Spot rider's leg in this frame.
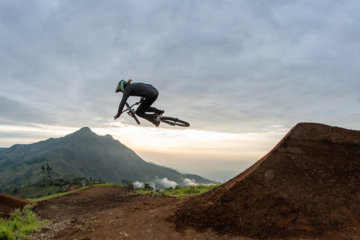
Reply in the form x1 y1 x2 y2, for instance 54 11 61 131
135 94 159 124
145 107 164 115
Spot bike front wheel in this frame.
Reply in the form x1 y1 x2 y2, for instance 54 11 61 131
160 116 190 127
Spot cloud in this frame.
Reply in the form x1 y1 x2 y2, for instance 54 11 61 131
1 0 359 134
183 178 198 187
155 178 177 188
131 178 178 189
132 181 144 188
0 95 55 125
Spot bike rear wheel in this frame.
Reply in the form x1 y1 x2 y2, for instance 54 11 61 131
160 116 190 127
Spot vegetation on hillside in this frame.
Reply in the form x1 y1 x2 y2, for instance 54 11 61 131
28 182 220 202
135 184 220 197
7 177 108 199
30 182 124 202
0 205 50 240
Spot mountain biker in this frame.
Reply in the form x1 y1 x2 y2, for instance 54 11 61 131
114 79 164 126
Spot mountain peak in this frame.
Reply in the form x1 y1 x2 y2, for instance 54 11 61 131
79 126 91 132
75 126 94 134
68 126 97 138
104 134 114 140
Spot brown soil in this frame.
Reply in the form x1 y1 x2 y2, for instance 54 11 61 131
65 185 80 192
171 123 360 239
0 193 31 218
33 186 249 240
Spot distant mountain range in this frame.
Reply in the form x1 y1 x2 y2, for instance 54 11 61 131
0 127 216 192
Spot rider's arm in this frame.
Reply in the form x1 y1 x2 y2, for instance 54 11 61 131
116 90 131 117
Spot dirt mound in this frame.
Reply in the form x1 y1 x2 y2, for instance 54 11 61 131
0 194 31 218
34 186 210 240
65 185 80 192
171 123 360 239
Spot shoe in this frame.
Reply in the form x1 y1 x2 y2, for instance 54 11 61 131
153 119 160 127
156 109 165 115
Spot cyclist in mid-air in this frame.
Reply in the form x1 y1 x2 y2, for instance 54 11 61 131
114 79 164 126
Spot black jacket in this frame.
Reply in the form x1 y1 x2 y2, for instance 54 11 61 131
117 82 158 116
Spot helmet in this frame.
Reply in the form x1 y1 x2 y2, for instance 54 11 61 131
115 79 126 93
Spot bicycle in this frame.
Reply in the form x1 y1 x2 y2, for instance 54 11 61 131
121 101 190 127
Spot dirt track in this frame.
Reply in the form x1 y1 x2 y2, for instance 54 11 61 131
33 186 248 240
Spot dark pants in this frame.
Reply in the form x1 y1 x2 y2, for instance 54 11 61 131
135 93 161 124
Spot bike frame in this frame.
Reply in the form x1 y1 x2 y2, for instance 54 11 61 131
121 101 141 114
121 101 190 127
121 101 142 125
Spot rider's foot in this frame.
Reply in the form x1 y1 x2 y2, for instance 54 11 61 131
153 119 160 127
156 109 165 115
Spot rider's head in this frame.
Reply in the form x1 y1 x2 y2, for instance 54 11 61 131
115 80 126 93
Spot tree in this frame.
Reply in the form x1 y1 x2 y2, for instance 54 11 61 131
144 183 153 190
121 179 134 191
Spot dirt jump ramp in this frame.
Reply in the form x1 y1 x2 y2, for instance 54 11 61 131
0 194 31 218
171 123 360 239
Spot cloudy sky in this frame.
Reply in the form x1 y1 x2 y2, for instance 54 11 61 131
1 0 359 182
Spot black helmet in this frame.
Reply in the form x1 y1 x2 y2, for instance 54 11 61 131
115 79 126 93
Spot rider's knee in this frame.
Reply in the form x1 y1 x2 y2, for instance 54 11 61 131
135 109 145 117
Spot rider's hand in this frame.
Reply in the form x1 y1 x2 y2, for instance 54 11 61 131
140 97 144 102
114 114 120 120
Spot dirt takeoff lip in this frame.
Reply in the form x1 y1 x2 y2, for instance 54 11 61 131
172 123 360 240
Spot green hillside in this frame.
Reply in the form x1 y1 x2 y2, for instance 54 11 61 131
15 186 60 199
0 127 216 193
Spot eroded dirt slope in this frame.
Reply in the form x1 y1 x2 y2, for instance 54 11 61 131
171 123 360 239
0 194 31 218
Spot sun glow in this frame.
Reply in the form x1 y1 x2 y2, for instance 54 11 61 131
0 123 287 160
0 124 77 135
92 122 287 161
